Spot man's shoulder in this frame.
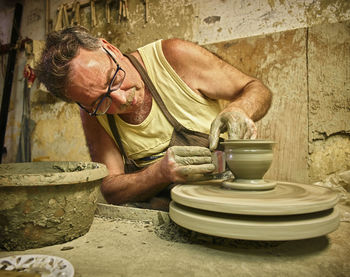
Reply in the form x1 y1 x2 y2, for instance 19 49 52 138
161 38 198 57
161 38 206 71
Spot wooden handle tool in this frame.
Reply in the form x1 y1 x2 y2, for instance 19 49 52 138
54 4 63 31
91 0 97 27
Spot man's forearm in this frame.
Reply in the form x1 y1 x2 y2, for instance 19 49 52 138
100 160 170 204
226 79 272 121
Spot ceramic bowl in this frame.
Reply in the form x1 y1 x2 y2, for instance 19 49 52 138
221 140 275 182
0 161 108 251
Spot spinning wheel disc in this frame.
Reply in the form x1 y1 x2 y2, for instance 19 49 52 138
171 181 339 216
169 201 340 241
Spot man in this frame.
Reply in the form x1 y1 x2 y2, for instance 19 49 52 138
36 27 271 210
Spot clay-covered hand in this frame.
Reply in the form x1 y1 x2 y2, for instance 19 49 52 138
159 146 215 183
209 109 257 150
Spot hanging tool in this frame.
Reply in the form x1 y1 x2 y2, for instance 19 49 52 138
118 0 122 22
91 0 97 27
71 1 81 26
124 0 129 20
118 0 129 22
45 0 52 34
144 0 149 23
63 4 70 28
106 0 111 24
54 4 64 31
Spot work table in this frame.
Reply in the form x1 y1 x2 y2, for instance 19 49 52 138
1 203 349 277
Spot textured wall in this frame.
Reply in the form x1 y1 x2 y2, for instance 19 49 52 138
205 29 309 183
1 0 349 184
205 20 350 184
308 21 350 182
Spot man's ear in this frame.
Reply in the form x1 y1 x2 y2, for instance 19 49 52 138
100 38 123 57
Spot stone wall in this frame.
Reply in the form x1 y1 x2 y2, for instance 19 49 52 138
1 0 349 183
205 21 350 184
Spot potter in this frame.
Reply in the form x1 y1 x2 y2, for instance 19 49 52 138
36 26 272 210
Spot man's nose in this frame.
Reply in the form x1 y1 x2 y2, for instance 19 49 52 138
110 89 127 105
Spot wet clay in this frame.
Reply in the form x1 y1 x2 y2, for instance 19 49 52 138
0 162 108 251
221 140 275 188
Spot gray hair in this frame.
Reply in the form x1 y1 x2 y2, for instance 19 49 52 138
35 26 102 102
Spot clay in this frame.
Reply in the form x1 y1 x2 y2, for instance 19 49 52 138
221 140 275 189
0 162 108 251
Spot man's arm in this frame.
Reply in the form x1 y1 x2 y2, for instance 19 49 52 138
80 110 214 204
162 39 272 148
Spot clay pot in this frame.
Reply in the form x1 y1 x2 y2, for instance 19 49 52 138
0 161 108 251
221 140 275 182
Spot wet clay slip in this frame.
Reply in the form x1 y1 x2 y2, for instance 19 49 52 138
0 161 108 251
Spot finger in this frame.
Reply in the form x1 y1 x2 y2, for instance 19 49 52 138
174 156 212 165
209 130 220 151
209 119 222 150
171 146 211 156
227 121 241 140
243 120 257 139
184 173 214 182
177 164 216 176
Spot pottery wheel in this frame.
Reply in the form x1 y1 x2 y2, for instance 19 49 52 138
171 181 339 216
169 202 340 241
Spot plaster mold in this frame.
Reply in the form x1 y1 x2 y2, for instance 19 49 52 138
170 201 340 241
171 182 339 216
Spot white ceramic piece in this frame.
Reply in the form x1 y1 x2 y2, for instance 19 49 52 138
0 254 74 277
171 181 339 216
169 201 340 241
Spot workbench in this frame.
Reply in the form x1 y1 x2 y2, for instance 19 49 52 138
1 203 349 277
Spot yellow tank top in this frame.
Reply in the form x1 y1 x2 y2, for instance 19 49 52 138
97 40 223 164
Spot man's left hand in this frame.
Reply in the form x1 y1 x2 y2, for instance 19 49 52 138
209 109 257 150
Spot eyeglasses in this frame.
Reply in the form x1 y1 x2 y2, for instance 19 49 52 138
77 47 126 116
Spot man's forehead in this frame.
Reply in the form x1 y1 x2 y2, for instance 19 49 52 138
71 48 105 69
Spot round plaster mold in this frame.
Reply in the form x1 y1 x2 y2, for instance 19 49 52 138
171 181 339 216
169 201 340 241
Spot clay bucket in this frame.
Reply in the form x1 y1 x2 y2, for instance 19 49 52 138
0 161 108 251
221 140 275 183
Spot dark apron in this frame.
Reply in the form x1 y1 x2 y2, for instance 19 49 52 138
106 53 222 210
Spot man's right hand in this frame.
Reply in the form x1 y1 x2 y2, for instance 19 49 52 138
159 146 215 183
